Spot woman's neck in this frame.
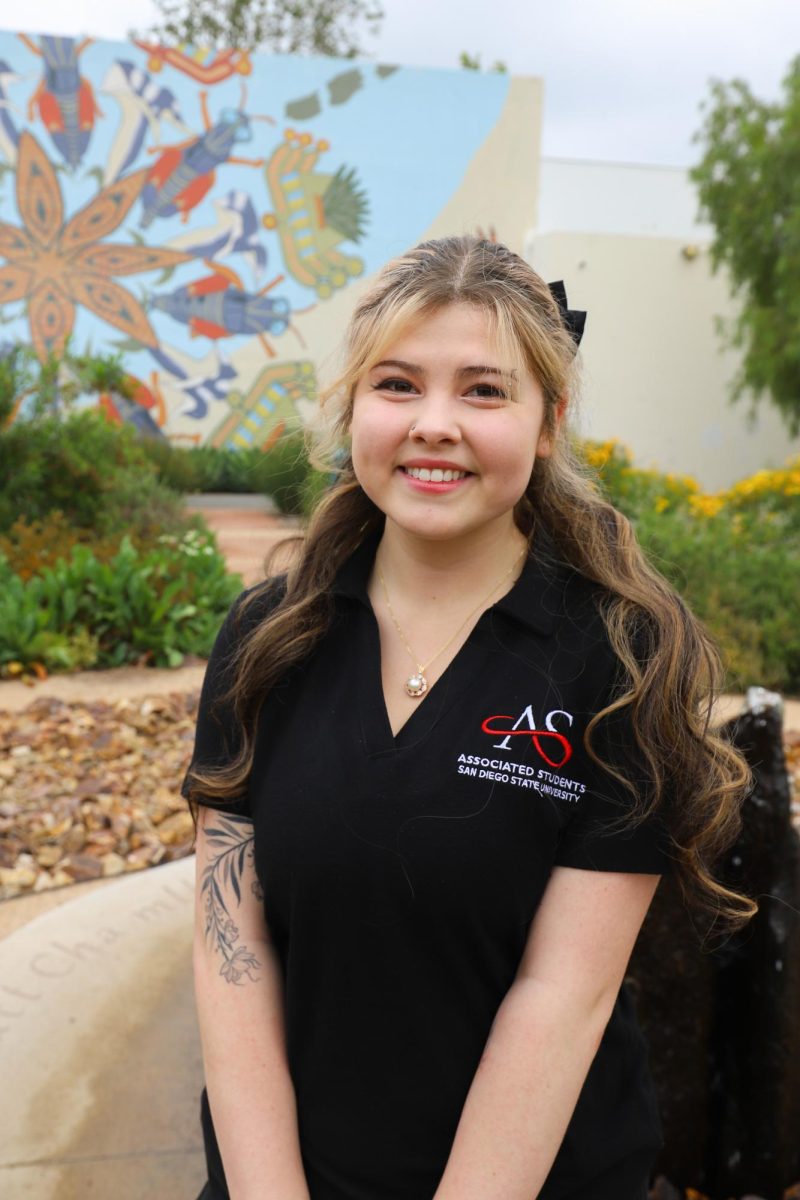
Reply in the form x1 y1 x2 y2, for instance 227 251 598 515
370 517 530 611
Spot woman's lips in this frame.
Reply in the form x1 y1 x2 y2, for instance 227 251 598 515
397 466 473 493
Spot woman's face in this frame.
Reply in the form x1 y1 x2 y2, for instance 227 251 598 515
350 303 558 545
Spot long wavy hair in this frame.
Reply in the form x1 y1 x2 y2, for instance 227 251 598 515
185 235 757 939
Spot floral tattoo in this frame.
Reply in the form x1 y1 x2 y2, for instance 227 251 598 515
201 813 263 985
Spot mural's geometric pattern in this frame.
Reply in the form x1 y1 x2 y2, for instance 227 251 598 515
0 130 189 360
0 31 513 446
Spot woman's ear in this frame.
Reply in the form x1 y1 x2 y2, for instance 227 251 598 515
535 393 568 459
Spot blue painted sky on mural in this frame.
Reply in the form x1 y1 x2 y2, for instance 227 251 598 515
0 30 508 386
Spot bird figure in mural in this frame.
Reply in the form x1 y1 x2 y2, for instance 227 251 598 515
164 189 268 281
20 33 102 170
148 342 239 421
0 59 22 166
100 59 190 185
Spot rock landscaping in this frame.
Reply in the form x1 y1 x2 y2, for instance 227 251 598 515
0 691 200 899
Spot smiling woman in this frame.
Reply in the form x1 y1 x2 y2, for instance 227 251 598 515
350 304 553 552
181 235 757 1200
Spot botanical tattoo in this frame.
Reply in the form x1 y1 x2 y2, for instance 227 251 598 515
201 813 264 985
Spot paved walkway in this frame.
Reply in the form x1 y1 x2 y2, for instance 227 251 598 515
0 859 205 1198
0 496 797 1197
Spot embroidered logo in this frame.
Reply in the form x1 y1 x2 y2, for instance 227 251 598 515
481 706 574 768
454 705 585 800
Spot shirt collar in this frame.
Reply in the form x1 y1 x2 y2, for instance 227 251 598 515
331 524 568 638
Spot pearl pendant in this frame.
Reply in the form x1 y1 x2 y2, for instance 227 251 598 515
405 673 428 698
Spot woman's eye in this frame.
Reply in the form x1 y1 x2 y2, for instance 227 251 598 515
372 377 416 394
466 383 507 400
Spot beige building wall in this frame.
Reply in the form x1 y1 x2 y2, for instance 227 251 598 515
526 162 800 491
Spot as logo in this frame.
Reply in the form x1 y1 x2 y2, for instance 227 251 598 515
481 706 574 768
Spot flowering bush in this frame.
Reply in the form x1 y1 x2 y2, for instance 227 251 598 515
578 441 800 693
0 529 241 677
581 439 800 526
580 439 700 517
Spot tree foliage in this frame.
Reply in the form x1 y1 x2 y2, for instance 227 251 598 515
143 0 384 56
691 55 800 435
458 51 507 73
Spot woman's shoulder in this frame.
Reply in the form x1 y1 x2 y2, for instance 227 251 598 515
553 561 616 648
552 563 663 705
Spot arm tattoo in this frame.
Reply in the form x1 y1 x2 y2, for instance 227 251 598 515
200 813 264 986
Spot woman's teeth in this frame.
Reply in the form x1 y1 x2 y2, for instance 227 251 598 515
404 466 468 482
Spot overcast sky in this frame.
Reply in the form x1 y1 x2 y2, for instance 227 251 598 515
6 0 798 165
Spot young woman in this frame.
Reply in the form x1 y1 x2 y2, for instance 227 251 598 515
183 236 756 1200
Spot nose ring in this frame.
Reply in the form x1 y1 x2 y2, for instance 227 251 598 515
409 424 417 435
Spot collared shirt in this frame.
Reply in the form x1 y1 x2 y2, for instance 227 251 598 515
185 526 674 1199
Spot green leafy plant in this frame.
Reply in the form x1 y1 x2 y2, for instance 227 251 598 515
0 511 149 582
0 530 242 676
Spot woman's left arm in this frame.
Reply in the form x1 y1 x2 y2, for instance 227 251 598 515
432 866 663 1200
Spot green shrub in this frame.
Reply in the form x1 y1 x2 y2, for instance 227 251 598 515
141 431 332 516
576 440 800 694
0 511 145 581
141 441 263 494
0 529 242 675
631 507 800 694
0 407 190 539
134 435 209 493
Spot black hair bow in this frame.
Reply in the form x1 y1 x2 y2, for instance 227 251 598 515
547 280 586 349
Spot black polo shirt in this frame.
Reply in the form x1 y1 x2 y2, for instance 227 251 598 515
184 527 675 1200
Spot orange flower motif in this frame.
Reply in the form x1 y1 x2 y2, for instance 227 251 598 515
0 131 190 361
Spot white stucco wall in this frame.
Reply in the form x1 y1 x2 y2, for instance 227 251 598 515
537 157 712 240
527 160 799 490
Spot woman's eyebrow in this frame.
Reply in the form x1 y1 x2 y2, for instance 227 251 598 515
371 358 422 373
370 359 515 378
457 364 517 380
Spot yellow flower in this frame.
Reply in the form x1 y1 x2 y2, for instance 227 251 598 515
722 460 800 505
582 438 623 469
688 494 725 519
654 497 669 513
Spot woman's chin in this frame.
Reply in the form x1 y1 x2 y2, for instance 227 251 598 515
382 509 499 545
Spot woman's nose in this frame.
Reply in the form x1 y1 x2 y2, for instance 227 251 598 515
408 395 462 443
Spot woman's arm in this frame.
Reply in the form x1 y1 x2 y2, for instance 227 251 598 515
432 866 662 1200
193 805 310 1200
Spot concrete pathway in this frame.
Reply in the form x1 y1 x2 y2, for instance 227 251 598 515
184 494 302 591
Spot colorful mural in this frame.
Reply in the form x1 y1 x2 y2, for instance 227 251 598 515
0 30 538 448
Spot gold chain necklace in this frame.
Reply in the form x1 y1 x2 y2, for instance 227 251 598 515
376 544 527 698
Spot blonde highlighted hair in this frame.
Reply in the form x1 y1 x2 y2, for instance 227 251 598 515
185 235 757 940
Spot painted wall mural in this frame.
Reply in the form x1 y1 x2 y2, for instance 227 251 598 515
0 31 540 449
